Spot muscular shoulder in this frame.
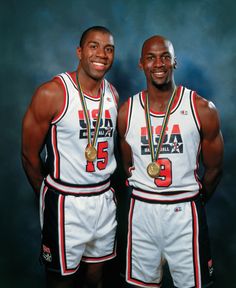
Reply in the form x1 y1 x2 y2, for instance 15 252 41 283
35 78 64 106
30 77 65 121
195 94 221 139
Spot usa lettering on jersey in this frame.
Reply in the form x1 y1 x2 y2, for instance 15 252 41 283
141 124 183 155
78 109 114 139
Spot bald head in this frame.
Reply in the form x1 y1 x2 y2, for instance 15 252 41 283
141 35 175 59
139 35 177 88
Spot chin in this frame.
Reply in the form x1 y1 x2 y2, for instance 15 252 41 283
152 79 170 89
90 71 106 81
153 81 166 88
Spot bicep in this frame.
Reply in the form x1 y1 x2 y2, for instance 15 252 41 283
201 131 224 169
22 83 60 157
200 101 224 169
22 106 51 156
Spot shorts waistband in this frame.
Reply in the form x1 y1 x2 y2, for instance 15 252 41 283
45 175 111 196
131 187 199 204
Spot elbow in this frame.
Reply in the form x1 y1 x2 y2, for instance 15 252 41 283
213 165 223 181
21 147 35 171
216 160 224 180
21 149 30 171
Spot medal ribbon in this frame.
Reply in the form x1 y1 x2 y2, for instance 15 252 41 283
145 87 176 162
76 71 105 148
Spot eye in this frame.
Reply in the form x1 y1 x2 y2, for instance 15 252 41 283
161 55 171 62
146 55 155 61
89 43 98 49
105 46 114 53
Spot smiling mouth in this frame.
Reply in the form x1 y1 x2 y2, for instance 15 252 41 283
91 62 108 71
152 71 166 77
93 62 106 66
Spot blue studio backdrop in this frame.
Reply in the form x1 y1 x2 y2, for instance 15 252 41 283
1 0 235 287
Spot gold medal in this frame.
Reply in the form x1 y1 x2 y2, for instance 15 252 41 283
85 145 97 161
145 88 176 179
147 162 160 178
76 71 104 165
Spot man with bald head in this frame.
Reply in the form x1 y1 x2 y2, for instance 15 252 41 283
118 35 223 287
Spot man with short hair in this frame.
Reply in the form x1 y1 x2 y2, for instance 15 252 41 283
22 26 119 288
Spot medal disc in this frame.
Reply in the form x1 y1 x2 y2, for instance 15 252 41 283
147 162 160 178
85 145 97 161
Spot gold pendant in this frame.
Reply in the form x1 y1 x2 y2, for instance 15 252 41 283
85 145 97 161
147 162 160 178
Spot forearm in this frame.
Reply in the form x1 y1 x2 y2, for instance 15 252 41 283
201 166 223 203
123 162 133 178
22 154 46 195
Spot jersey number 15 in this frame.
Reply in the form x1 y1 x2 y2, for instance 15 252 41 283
86 141 108 172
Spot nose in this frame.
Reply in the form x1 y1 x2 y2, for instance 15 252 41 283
155 56 165 67
96 47 106 58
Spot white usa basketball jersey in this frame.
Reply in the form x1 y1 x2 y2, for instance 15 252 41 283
45 72 118 186
125 86 201 202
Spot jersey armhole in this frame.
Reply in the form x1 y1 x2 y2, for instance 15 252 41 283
108 82 119 107
51 75 69 124
190 91 201 133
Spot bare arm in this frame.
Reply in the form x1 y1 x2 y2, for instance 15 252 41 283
117 100 133 177
21 78 64 195
196 95 224 202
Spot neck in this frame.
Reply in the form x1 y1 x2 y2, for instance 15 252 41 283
147 82 176 113
76 68 103 97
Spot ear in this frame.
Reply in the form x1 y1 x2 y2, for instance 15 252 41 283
76 47 82 60
173 57 177 69
138 59 143 70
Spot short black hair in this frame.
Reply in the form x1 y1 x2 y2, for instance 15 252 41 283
79 26 113 47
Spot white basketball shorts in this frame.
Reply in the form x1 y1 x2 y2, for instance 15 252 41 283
40 179 117 275
126 194 214 288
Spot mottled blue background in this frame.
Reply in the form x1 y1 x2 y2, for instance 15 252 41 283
1 0 235 287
